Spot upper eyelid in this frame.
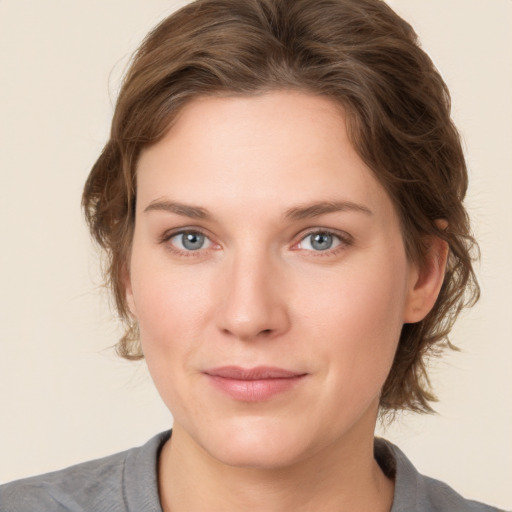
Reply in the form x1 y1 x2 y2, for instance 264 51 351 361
291 228 354 256
160 226 212 242
160 228 216 257
296 227 353 243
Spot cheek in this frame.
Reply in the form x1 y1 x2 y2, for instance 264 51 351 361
129 250 214 357
129 257 214 416
298 251 408 386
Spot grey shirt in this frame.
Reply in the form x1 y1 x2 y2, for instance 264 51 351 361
0 431 504 511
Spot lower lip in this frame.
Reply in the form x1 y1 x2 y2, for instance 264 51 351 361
206 375 306 402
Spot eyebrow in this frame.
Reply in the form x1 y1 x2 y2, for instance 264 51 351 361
144 200 210 219
284 200 373 220
143 199 373 221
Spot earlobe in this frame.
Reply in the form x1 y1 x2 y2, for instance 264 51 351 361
403 234 449 324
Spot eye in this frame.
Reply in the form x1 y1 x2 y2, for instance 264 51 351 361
168 231 212 251
296 231 346 252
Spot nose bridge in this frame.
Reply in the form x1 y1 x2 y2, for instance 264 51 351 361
216 242 289 340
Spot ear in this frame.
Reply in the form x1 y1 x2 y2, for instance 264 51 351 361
122 263 137 318
403 231 449 324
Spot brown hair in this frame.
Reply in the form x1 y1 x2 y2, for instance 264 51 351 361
83 0 479 414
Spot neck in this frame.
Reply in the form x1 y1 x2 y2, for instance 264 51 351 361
158 421 394 512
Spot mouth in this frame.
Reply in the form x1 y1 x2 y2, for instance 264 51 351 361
203 366 308 402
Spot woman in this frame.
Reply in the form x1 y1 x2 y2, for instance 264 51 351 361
0 0 505 510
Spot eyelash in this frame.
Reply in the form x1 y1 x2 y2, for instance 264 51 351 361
159 228 214 258
159 227 353 258
293 229 353 257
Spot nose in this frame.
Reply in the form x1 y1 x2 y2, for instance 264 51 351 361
215 250 290 341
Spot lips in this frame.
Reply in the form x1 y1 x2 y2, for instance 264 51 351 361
205 366 304 380
204 366 307 402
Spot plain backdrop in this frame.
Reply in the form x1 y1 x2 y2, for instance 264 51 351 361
0 0 510 508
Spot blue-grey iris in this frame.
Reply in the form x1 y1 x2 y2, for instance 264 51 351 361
182 232 205 250
311 233 333 251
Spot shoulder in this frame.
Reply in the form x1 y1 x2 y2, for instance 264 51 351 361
375 438 505 512
0 451 127 512
0 431 170 512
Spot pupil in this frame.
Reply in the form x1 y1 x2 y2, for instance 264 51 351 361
182 232 204 250
311 233 332 251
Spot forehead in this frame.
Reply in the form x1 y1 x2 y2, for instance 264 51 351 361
136 91 395 222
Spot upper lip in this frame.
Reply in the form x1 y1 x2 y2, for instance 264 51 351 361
204 366 306 380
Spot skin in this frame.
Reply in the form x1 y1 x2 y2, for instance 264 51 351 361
126 91 447 511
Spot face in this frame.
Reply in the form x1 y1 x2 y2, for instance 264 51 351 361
127 91 420 469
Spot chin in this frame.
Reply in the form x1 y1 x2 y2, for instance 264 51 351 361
195 415 318 470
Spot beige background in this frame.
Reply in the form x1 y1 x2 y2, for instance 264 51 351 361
0 0 510 508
